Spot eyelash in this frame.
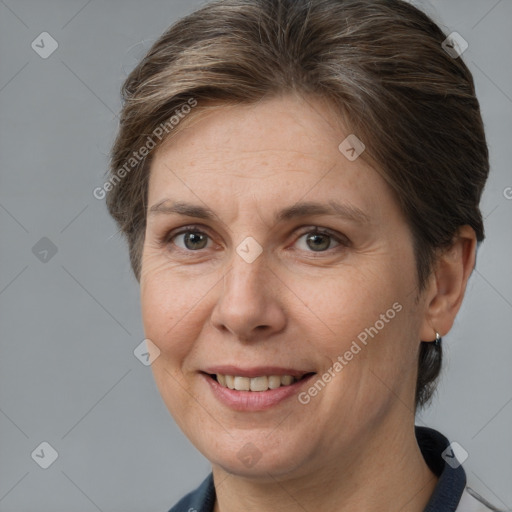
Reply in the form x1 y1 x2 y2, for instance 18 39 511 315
159 224 350 257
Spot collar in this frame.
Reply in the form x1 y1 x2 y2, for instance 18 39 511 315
416 426 467 511
169 426 467 512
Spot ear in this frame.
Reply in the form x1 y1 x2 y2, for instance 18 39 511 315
419 225 477 341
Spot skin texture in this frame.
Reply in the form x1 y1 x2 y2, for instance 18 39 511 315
140 92 476 512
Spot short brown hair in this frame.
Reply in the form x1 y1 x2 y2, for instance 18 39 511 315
105 0 489 408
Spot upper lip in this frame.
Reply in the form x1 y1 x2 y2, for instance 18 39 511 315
202 366 315 379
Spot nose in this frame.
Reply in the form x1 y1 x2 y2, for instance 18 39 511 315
209 248 287 343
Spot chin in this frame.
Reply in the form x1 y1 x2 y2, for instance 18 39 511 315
198 429 313 480
213 455 306 482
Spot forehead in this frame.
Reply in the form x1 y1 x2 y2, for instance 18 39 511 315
147 94 396 224
151 94 354 173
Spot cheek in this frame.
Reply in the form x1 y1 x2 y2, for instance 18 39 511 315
140 256 216 365
140 271 204 417
298 266 406 344
140 260 182 351
302 257 420 394
308 280 419 421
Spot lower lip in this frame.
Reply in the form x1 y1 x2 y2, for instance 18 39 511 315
202 373 315 411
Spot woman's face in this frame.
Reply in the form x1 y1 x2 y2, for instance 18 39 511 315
140 94 431 480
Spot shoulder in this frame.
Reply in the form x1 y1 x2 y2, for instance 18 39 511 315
167 473 216 512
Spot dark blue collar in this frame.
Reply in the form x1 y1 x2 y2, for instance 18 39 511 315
417 426 467 511
168 426 466 512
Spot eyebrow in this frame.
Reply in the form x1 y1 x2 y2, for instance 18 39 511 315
148 199 371 225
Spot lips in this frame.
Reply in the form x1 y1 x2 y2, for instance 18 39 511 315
202 369 316 411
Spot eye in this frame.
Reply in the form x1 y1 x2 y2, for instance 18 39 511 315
294 227 348 254
167 227 212 252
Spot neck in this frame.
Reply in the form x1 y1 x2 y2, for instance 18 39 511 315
212 418 438 512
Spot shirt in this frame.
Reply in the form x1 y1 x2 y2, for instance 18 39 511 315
168 426 504 512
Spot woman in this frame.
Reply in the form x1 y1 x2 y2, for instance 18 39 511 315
105 0 502 510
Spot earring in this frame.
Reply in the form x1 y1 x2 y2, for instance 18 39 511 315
434 332 442 347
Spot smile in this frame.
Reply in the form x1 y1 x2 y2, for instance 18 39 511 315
201 369 316 411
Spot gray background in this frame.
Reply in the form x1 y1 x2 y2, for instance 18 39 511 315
0 0 510 511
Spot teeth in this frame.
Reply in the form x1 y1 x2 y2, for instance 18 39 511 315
268 376 282 389
234 376 250 391
225 375 235 389
281 375 294 386
215 374 298 391
250 376 268 391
